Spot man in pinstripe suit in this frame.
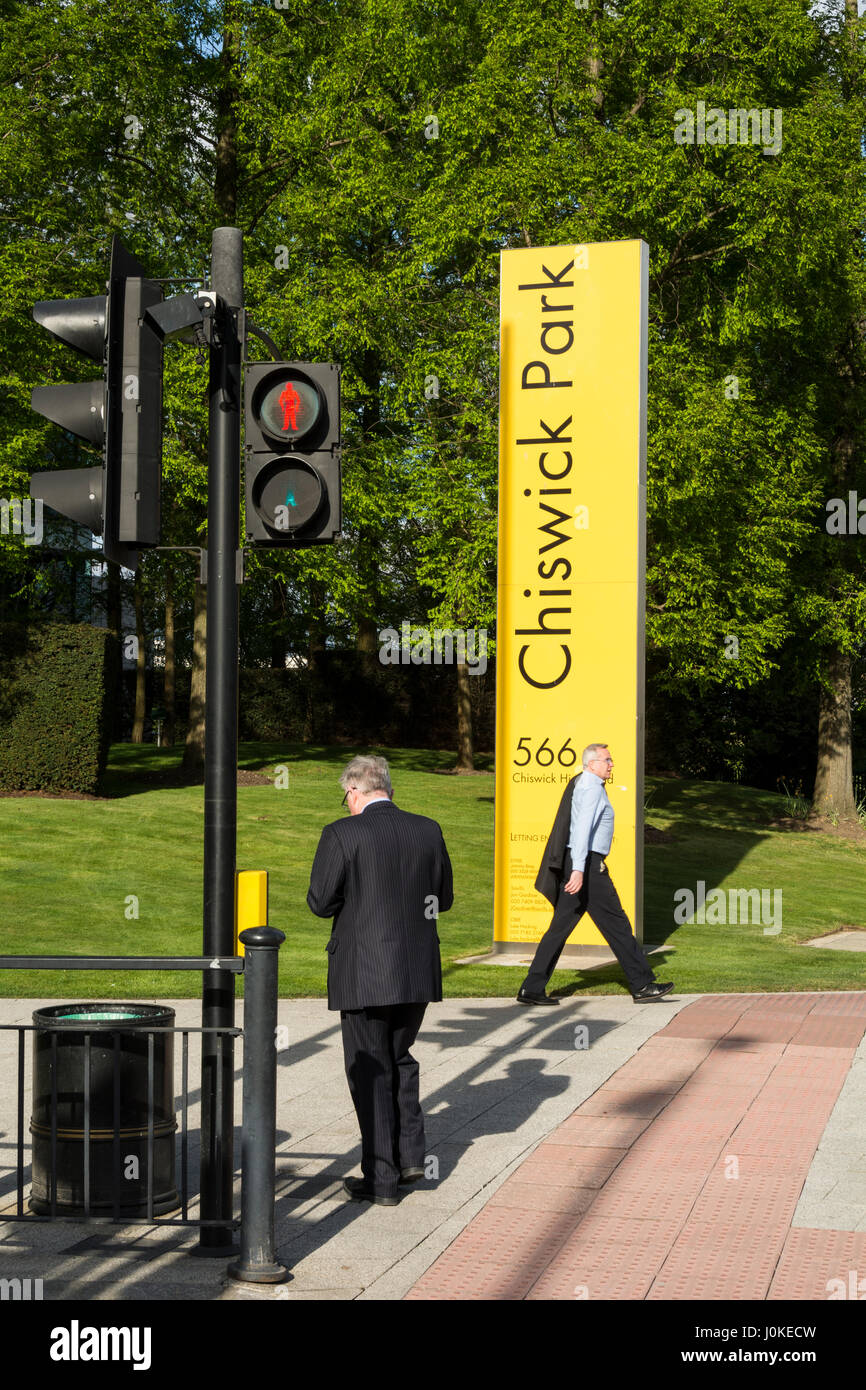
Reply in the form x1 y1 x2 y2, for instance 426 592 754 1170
307 755 454 1206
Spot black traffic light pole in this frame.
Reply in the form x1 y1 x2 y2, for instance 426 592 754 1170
28 230 340 1254
199 227 243 1252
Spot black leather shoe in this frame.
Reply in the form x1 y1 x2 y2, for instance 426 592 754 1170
632 980 674 1002
342 1177 399 1206
399 1166 425 1184
516 988 559 1006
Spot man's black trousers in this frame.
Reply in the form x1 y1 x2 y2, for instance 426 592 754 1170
522 850 654 995
340 1002 427 1196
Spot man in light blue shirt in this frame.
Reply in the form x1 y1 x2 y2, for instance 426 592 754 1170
517 743 673 1005
568 760 615 875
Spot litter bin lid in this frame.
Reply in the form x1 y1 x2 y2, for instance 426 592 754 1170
55 1010 148 1021
33 1003 175 1027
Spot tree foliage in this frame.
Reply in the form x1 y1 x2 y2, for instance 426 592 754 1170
1 0 865 784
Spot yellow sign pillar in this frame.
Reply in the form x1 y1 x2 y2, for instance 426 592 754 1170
494 240 647 952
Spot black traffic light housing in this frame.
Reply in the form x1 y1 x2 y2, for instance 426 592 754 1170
29 236 163 569
244 362 341 545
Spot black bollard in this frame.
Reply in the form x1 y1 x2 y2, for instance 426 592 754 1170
227 926 289 1285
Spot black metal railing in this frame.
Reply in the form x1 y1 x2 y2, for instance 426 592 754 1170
0 1021 240 1227
0 930 287 1284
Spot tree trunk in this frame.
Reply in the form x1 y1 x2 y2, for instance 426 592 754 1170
132 572 146 743
270 577 286 669
214 3 239 220
183 578 207 774
303 582 326 741
164 562 176 745
357 616 378 677
455 661 475 771
308 580 326 674
813 2 861 822
588 0 604 117
811 647 856 821
105 560 124 741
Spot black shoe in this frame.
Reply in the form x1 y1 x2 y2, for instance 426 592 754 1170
632 980 674 1002
342 1177 399 1206
399 1166 425 1185
516 988 560 1006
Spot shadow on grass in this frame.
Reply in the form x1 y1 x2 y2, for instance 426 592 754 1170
548 948 678 999
648 775 799 830
100 742 494 798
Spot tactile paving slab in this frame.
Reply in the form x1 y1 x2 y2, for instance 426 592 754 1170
790 1017 866 1048
546 1114 654 1147
659 1013 743 1040
516 1145 627 1188
486 1179 598 1216
574 1089 672 1119
723 1017 804 1044
406 994 866 1301
647 1221 787 1300
741 994 821 1014
526 1238 668 1301
803 994 866 1016
529 1262 658 1301
768 1228 866 1299
688 995 758 1012
687 1169 805 1228
587 1181 702 1223
637 1035 717 1054
404 1204 581 1301
604 1150 711 1188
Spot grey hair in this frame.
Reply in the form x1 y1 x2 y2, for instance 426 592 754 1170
581 743 608 768
339 754 393 796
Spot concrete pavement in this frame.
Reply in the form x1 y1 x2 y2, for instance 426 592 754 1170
0 992 864 1301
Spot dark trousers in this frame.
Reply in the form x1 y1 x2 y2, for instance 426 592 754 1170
522 850 654 995
340 1002 427 1196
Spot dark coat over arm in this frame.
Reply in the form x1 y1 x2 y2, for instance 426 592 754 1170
534 773 581 906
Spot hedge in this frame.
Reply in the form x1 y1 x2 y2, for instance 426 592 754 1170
0 622 113 794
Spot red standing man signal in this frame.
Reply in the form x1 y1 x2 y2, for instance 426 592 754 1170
279 381 301 432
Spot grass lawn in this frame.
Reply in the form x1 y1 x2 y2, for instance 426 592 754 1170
0 742 864 999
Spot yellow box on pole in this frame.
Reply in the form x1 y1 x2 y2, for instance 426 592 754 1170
235 870 268 956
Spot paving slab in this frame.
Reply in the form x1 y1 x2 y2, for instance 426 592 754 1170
806 931 866 951
406 992 866 1302
3 991 865 1302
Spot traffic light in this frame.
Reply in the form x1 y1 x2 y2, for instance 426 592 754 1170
244 362 341 545
29 236 163 569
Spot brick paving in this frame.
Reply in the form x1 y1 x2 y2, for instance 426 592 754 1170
405 993 866 1301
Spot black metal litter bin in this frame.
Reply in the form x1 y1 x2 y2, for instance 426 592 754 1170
30 1003 179 1216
